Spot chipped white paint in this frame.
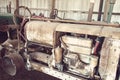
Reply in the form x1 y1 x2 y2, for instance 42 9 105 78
99 38 120 80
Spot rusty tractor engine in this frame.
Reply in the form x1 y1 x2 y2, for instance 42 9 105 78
0 6 120 80
25 21 99 77
23 21 119 80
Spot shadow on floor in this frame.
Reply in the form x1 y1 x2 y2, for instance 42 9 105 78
0 59 60 80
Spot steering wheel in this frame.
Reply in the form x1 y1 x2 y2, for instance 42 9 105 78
13 6 32 51
13 6 32 26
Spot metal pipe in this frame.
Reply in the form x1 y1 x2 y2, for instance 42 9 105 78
103 0 116 22
30 18 120 27
93 38 101 55
107 0 116 23
95 0 104 56
97 0 104 21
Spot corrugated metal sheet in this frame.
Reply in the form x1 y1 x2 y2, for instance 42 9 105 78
0 0 16 13
111 0 120 23
18 0 50 16
0 0 120 23
55 0 90 20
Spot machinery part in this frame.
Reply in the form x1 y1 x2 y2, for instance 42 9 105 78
50 9 58 19
66 44 91 55
99 38 120 80
63 52 98 77
61 36 92 55
25 21 58 46
13 6 31 51
24 20 120 79
54 46 63 64
0 13 14 25
55 23 120 39
30 52 50 64
0 25 9 32
2 39 19 48
2 53 24 76
13 6 32 26
22 42 32 71
93 37 103 55
31 61 86 80
25 21 110 47
61 36 92 48
49 9 62 19
89 55 98 77
54 46 63 71
90 55 98 69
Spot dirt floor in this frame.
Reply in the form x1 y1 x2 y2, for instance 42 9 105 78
0 59 60 80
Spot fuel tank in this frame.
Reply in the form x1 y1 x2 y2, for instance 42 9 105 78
25 21 59 46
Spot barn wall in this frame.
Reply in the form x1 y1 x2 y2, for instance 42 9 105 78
19 0 50 17
0 0 16 13
0 0 120 23
111 0 120 23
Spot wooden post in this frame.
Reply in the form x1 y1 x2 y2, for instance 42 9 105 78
103 0 110 22
51 0 56 10
87 0 95 22
16 0 19 15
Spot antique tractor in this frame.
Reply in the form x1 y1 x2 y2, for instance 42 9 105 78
0 6 120 80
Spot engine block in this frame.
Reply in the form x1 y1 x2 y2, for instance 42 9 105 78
23 21 120 80
1 20 120 80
